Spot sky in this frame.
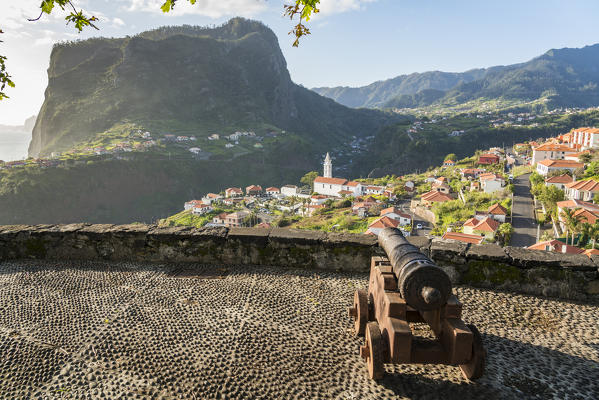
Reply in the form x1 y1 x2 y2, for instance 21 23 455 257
1 0 599 125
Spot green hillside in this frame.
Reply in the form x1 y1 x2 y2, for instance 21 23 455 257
29 18 393 158
314 44 599 112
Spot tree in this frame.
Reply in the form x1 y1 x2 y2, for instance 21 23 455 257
560 208 582 246
300 171 319 191
537 185 564 215
0 0 321 100
579 152 593 164
581 221 599 249
529 172 544 186
393 185 407 199
444 153 457 162
498 223 514 246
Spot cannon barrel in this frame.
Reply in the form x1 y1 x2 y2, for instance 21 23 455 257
378 227 452 310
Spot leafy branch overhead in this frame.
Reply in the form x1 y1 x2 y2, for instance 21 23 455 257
0 0 320 100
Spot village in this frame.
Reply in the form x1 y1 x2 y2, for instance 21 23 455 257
0 125 280 170
165 125 599 258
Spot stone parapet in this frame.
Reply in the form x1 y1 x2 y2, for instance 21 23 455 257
0 224 597 301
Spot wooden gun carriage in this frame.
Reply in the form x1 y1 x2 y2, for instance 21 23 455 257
348 228 486 380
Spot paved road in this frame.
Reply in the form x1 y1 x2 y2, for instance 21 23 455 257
1 261 598 399
511 173 537 247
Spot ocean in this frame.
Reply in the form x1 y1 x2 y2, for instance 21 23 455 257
0 131 30 161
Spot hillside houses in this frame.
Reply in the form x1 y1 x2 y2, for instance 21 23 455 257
536 159 583 176
478 173 505 193
563 179 599 201
313 177 363 197
531 143 579 165
545 174 573 190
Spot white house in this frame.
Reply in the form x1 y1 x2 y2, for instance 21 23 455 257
531 143 578 165
225 187 243 198
364 185 385 195
479 173 505 193
536 159 583 176
366 216 411 237
544 174 573 190
189 147 202 154
280 185 299 197
313 177 363 197
202 193 223 205
564 179 599 201
184 200 204 211
192 204 213 215
569 127 599 149
265 187 280 196
380 207 411 226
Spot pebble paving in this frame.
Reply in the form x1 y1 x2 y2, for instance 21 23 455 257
0 260 597 399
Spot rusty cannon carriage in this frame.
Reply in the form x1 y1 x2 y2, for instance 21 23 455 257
348 227 486 380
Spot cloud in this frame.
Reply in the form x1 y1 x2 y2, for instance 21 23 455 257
120 0 268 18
316 0 378 16
112 17 126 27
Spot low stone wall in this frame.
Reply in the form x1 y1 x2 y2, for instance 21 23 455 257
0 224 597 302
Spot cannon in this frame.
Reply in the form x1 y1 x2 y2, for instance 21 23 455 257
348 227 486 380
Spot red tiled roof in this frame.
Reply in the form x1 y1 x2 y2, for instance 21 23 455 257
246 185 263 192
380 207 411 220
442 232 484 244
527 240 584 254
205 193 221 198
226 187 242 193
472 217 500 233
421 190 453 202
346 181 361 187
545 174 573 184
265 187 280 192
537 159 583 168
556 199 599 212
314 177 348 185
338 190 354 195
533 143 576 152
583 248 599 258
368 216 401 229
564 179 599 192
573 209 599 224
488 203 508 215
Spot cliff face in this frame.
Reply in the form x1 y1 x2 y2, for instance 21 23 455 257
29 18 389 157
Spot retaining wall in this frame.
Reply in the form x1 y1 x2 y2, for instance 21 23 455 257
0 224 597 302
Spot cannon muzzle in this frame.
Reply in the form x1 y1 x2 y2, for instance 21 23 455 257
378 227 452 310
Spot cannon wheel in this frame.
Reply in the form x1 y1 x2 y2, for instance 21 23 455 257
349 289 369 336
459 324 486 380
363 322 385 380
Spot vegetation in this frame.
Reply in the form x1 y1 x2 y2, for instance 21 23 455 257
315 43 599 113
432 191 511 233
560 208 582 246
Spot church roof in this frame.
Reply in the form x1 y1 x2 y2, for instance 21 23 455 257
314 177 347 185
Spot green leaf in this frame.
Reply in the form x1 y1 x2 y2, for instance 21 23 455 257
41 0 55 14
161 0 173 12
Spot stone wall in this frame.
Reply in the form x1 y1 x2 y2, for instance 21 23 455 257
0 224 597 302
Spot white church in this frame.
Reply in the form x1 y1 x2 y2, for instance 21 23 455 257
313 153 364 197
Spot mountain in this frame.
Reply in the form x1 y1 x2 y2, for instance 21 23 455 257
0 18 397 225
313 44 599 110
29 18 391 157
0 115 36 135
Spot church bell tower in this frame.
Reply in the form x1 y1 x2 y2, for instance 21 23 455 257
324 153 332 178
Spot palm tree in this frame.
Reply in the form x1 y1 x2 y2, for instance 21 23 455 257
582 220 599 249
498 223 514 245
560 208 582 246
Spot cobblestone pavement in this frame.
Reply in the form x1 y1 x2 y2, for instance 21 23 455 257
0 261 597 399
